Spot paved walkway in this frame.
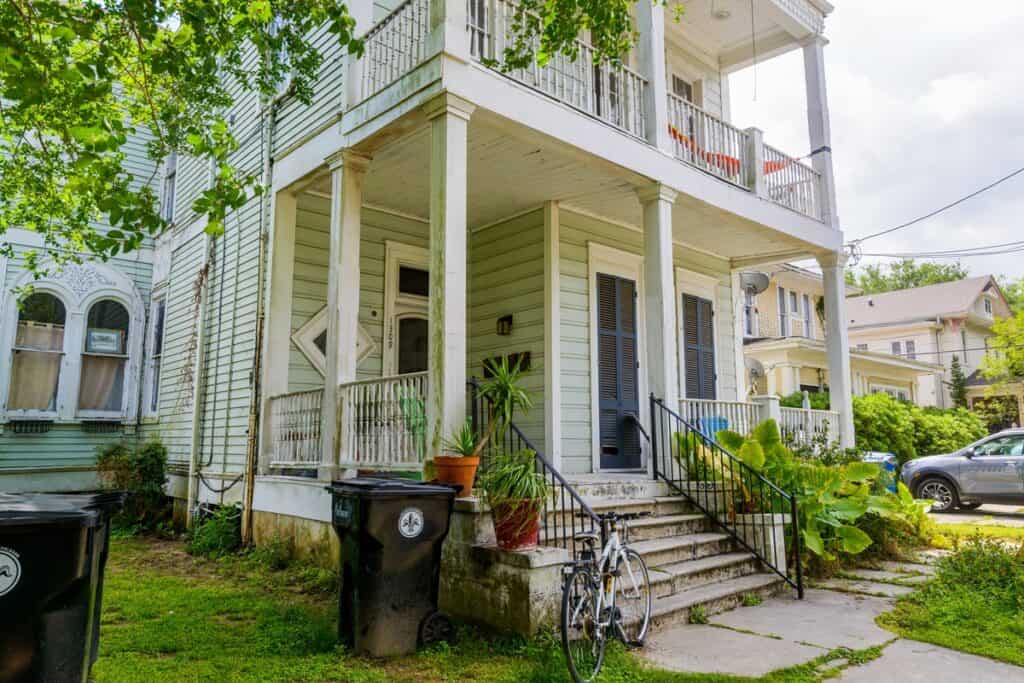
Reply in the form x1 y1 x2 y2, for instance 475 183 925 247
928 503 1024 527
639 558 1024 681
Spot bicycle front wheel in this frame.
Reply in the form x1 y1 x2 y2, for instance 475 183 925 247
561 566 605 683
614 547 652 646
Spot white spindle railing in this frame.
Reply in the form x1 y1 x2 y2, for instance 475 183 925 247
667 92 750 187
268 389 324 468
467 0 647 139
750 312 816 341
763 143 823 221
679 398 761 439
338 372 428 469
773 0 826 34
779 406 840 448
357 0 432 102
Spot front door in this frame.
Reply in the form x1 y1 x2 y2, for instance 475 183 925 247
597 273 641 470
960 434 1024 499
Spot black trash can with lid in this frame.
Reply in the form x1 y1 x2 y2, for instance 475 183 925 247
329 477 457 657
0 491 125 683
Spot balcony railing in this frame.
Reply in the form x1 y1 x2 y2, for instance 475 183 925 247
668 93 750 187
747 312 819 341
338 371 428 469
267 389 324 468
779 406 840 448
467 0 647 139
356 0 432 102
763 144 823 221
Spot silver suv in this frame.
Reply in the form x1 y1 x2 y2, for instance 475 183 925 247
901 428 1024 512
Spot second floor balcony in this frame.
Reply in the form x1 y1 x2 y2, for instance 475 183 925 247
349 0 833 224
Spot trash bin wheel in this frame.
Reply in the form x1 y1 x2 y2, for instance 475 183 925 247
419 611 455 646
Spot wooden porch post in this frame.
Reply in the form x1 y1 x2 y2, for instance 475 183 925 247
423 94 475 456
634 0 670 151
818 251 855 448
803 36 839 228
321 150 371 480
639 184 679 410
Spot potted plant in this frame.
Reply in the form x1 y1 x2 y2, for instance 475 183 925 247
479 449 550 550
434 420 482 498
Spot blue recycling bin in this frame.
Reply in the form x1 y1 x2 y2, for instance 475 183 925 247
863 452 898 493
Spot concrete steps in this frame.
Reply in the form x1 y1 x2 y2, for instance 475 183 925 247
651 573 785 629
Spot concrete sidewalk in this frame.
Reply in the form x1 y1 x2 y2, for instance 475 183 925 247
639 559 1024 681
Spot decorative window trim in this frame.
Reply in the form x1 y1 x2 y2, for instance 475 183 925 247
382 241 429 376
0 261 145 424
142 294 167 419
291 305 375 380
675 267 721 400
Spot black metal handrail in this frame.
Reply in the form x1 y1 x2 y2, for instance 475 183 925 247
649 395 803 598
468 379 599 557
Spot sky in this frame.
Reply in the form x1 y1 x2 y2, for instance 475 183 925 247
727 0 1024 280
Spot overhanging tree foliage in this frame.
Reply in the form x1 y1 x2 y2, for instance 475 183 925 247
982 311 1024 385
845 259 969 295
1 0 660 283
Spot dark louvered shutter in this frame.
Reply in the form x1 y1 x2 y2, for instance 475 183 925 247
597 274 641 470
683 294 716 400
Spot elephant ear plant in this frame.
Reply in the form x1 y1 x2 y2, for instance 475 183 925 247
479 449 550 550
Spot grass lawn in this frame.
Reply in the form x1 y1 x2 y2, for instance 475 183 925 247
878 537 1024 668
932 521 1024 541
93 537 875 682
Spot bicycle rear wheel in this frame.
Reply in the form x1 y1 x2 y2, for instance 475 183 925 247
614 547 651 646
561 566 605 683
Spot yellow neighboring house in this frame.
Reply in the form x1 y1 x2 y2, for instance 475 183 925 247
846 276 1011 408
742 264 940 402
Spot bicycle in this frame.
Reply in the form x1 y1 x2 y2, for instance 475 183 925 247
560 511 653 683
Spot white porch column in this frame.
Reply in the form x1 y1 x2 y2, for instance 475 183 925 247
638 184 679 408
259 189 297 472
544 201 562 469
635 1 670 151
423 94 475 455
731 271 748 399
818 251 855 448
321 150 371 479
803 36 839 227
779 364 798 396
344 0 377 109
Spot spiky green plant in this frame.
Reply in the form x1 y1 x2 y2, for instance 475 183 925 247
442 420 480 458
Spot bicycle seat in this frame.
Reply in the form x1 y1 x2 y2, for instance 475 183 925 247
573 530 600 543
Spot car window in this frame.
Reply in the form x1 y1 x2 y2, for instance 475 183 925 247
975 436 1024 456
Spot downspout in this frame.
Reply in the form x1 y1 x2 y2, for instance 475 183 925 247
241 90 283 545
186 237 214 528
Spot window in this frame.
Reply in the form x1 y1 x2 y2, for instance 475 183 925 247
789 291 799 314
161 153 176 223
802 294 812 339
396 316 428 374
147 298 166 414
743 290 755 337
975 436 1024 456
905 340 916 360
891 341 902 356
398 266 429 298
268 15 293 93
79 299 130 412
8 293 66 412
855 343 868 351
672 76 693 102
984 298 993 315
777 287 788 337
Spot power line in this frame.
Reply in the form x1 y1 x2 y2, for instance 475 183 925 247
861 244 1024 259
850 165 1024 244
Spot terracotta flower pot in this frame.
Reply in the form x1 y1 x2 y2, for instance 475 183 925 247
433 455 480 498
492 500 541 550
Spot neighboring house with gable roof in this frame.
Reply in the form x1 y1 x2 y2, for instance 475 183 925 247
846 276 1011 408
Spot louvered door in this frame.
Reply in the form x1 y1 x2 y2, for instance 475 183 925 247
597 273 641 470
683 294 716 400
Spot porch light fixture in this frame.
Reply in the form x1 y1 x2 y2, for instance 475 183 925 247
496 314 514 336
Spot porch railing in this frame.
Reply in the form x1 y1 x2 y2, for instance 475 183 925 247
678 397 761 440
763 143 823 220
779 406 840 448
338 371 428 469
468 379 600 557
650 395 803 597
267 389 324 468
356 0 432 102
748 311 817 341
668 93 750 187
467 0 647 139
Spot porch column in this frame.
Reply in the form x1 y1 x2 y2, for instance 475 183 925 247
423 94 475 455
818 251 855 448
803 36 839 227
260 189 297 473
638 184 679 408
321 150 371 479
779 364 799 396
635 1 670 151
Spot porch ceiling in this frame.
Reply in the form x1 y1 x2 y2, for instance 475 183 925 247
306 111 817 262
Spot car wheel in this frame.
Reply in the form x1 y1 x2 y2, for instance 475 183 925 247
916 477 958 513
958 502 983 511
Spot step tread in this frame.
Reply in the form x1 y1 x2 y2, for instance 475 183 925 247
580 495 691 511
625 513 707 528
647 551 758 582
630 532 731 556
651 573 784 616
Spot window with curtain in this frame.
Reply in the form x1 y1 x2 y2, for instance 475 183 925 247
8 292 66 411
149 299 166 414
80 299 130 412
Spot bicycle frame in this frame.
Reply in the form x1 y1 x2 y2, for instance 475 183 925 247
573 519 642 635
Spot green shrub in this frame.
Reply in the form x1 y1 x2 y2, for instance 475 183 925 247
852 393 984 464
96 438 168 532
249 535 294 571
187 504 242 558
779 390 832 410
912 407 986 458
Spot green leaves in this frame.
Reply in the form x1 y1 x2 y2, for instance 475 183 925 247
835 524 873 554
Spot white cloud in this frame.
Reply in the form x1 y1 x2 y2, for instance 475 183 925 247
728 0 1024 280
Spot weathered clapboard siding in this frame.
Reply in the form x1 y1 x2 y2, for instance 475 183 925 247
286 194 430 392
468 210 547 454
664 46 727 119
557 208 736 475
0 426 127 470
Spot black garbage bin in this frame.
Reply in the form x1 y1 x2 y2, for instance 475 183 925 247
0 492 125 683
329 477 457 657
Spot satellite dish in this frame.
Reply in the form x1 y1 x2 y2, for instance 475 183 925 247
745 356 765 380
739 271 770 295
